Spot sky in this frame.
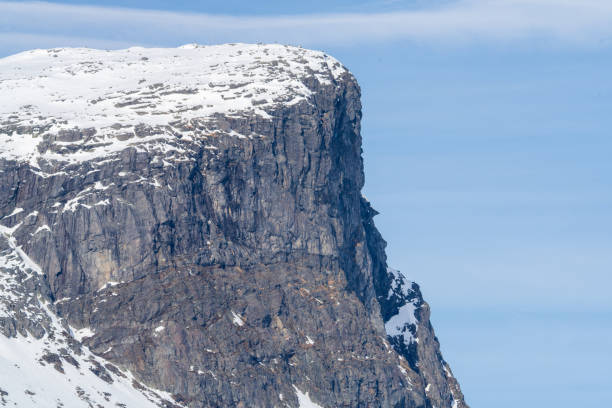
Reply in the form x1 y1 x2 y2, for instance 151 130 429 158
1 1 611 406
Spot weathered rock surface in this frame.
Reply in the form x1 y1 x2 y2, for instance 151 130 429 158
0 44 468 407
0 226 184 407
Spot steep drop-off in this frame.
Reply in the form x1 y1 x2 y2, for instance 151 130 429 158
0 44 467 408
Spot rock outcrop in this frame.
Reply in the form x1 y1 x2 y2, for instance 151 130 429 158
0 44 467 407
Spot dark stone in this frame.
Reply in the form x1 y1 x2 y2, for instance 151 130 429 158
0 51 467 408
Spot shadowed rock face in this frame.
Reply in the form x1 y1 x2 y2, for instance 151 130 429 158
0 44 467 408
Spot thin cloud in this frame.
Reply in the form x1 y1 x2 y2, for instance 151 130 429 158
0 32 139 51
1 0 612 54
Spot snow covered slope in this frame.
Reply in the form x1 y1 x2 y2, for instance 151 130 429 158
0 43 346 165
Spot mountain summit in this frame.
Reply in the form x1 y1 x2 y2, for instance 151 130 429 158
0 44 467 408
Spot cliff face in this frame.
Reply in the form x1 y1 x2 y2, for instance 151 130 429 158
0 44 467 408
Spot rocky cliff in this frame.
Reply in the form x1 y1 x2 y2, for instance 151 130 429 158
0 43 467 408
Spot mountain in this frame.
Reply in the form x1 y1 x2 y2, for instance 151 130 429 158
0 43 467 408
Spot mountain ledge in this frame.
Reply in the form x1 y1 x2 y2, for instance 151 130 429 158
0 44 468 408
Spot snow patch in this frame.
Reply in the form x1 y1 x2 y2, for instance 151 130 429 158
384 267 419 346
231 311 244 327
293 386 324 408
3 207 23 218
32 224 51 235
97 281 122 291
94 181 112 190
444 364 454 379
385 301 418 336
94 199 111 206
72 327 95 341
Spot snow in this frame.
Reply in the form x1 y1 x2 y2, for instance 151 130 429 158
0 224 42 275
94 181 113 190
13 245 43 275
94 199 111 206
384 267 420 346
3 207 24 218
293 385 325 408
62 188 94 212
443 364 454 379
444 365 461 408
0 333 159 408
0 222 22 236
72 327 95 341
385 301 418 336
0 223 185 408
0 43 348 166
97 280 121 291
32 224 51 235
154 325 165 333
0 319 184 408
231 310 245 326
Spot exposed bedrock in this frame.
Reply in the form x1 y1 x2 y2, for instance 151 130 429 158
0 44 467 408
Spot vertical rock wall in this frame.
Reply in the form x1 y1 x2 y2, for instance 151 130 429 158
0 44 467 408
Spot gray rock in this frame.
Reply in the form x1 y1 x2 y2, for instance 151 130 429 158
0 44 468 408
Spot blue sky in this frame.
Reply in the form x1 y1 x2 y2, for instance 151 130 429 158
1 1 611 406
